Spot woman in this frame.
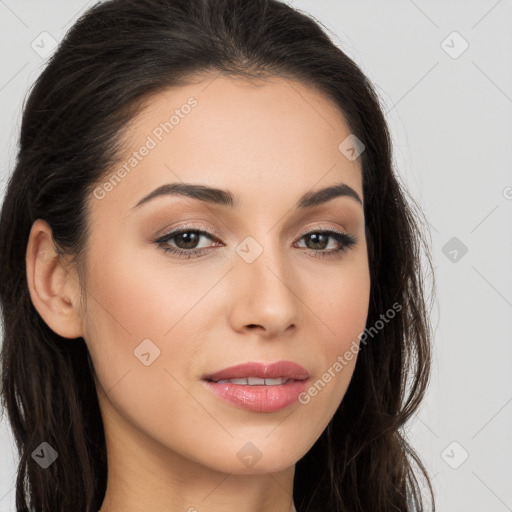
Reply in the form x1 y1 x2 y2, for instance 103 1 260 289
0 0 436 511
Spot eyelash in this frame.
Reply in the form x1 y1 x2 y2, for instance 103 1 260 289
155 224 357 260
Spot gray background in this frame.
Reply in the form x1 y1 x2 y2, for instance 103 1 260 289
1 1 511 510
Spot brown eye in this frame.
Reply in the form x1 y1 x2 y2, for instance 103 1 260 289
155 227 219 259
170 231 203 250
295 230 357 259
154 226 356 260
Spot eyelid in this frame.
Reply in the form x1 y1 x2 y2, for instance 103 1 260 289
156 223 348 240
155 221 349 243
154 221 357 262
299 223 348 237
155 222 221 240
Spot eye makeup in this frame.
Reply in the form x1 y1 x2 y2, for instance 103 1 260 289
153 223 357 260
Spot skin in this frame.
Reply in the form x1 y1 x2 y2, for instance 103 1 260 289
26 74 371 512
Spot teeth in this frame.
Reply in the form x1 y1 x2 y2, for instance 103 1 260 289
223 378 248 385
247 377 265 385
215 377 289 385
262 378 286 385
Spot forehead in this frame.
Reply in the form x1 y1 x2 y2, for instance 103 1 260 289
90 74 363 215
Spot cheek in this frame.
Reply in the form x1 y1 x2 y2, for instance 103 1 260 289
80 250 207 440
83 241 210 338
301 257 370 409
81 243 220 394
310 253 371 350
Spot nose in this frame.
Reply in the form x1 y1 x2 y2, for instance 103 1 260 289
227 240 302 338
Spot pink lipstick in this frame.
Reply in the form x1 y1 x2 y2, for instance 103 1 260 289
202 361 310 413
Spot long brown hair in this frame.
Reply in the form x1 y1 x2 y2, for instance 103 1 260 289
0 0 436 510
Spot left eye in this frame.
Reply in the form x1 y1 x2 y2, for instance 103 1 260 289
155 227 356 259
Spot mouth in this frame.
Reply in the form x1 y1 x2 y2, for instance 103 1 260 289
205 376 297 385
202 360 310 412
202 360 310 382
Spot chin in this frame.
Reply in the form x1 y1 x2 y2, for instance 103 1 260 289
204 440 307 475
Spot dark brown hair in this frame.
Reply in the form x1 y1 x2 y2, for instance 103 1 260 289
0 0 436 510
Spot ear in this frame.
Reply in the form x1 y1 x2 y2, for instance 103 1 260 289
25 219 84 339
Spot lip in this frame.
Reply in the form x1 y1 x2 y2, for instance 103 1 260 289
203 360 310 382
202 361 310 413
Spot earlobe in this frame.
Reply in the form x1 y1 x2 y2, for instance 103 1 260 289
25 219 84 339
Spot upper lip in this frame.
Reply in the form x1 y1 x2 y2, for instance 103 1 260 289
203 360 310 382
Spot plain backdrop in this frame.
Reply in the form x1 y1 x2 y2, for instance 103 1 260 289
1 1 511 511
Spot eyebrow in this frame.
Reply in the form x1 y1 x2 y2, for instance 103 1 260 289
132 181 363 210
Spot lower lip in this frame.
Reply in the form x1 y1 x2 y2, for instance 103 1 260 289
203 379 309 412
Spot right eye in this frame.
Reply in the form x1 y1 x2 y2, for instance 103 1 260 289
155 227 221 259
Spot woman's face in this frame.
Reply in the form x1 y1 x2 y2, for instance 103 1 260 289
81 75 370 475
